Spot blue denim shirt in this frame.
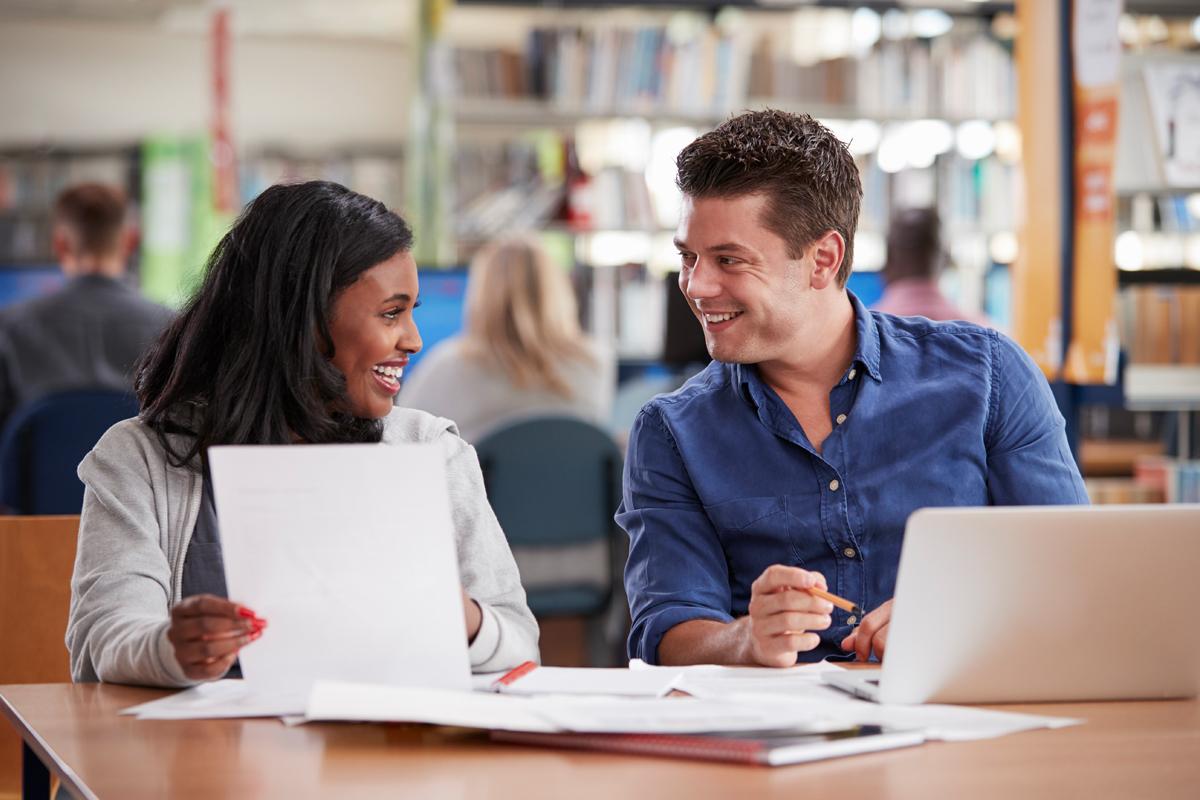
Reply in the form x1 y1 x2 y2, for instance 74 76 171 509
618 292 1089 664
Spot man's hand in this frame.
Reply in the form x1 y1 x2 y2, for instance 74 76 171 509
840 599 892 662
167 595 266 681
462 588 482 643
745 565 833 667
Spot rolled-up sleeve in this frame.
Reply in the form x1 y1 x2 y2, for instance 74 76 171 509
985 334 1090 505
616 404 734 664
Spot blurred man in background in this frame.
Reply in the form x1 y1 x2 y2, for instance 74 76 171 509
0 183 173 430
872 207 993 326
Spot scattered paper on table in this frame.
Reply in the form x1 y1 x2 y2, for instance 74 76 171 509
306 681 559 732
525 694 851 735
495 666 683 697
120 680 307 720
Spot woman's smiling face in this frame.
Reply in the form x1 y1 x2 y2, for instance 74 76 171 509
328 250 422 420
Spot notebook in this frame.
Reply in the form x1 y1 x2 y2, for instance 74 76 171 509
491 725 924 767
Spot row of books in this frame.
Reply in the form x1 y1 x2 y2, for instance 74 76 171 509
0 152 134 264
454 138 564 241
1118 286 1200 365
748 35 1015 120
1135 457 1200 504
454 28 1014 122
856 154 1016 236
454 25 751 115
1124 193 1199 234
239 153 405 214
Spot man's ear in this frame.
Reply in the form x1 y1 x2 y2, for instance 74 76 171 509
120 226 140 261
808 230 845 290
51 226 72 262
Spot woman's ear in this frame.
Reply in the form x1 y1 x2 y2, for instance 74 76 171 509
808 230 846 290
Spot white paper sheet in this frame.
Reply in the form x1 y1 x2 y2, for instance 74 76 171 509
120 680 307 720
631 660 1080 740
306 681 559 732
493 666 684 697
525 695 851 734
208 443 471 695
677 688 1081 742
669 661 853 704
832 702 1082 742
306 681 844 735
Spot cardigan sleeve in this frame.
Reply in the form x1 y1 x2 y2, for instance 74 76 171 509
438 427 541 671
68 421 198 688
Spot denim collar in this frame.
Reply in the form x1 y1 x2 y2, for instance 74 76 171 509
732 289 883 407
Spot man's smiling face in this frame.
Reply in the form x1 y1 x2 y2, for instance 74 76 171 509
675 193 820 367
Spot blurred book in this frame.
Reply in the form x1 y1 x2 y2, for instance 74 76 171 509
1118 286 1200 365
492 725 924 767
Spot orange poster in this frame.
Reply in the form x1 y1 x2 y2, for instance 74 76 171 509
1064 0 1122 384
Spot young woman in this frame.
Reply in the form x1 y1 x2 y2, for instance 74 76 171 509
399 234 614 444
67 181 539 687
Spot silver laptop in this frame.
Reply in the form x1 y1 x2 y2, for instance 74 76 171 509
823 505 1200 704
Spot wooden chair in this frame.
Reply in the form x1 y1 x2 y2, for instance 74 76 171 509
0 516 79 799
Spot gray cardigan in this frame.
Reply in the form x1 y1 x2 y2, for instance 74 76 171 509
67 407 540 687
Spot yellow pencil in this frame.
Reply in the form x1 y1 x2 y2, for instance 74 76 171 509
808 587 864 617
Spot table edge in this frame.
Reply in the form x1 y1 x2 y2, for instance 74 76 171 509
1 687 99 800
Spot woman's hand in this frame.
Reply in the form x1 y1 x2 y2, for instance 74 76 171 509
167 595 267 681
461 588 482 644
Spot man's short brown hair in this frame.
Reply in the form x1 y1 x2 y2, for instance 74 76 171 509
54 183 128 257
675 109 862 287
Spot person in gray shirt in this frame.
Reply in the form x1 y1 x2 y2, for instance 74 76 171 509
68 181 538 687
0 183 174 429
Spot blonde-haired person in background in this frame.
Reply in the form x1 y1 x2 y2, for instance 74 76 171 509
400 233 614 444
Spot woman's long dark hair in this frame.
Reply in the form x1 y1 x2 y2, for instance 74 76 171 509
136 181 414 468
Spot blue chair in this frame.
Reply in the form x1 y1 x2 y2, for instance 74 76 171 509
474 416 624 663
0 389 140 515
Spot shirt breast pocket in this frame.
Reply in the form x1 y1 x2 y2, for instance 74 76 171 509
704 496 799 584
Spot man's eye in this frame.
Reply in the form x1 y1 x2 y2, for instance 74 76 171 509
718 256 739 266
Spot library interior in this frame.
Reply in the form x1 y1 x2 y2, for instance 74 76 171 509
0 1 1198 798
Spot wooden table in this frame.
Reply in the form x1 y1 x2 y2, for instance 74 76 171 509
2 683 1197 800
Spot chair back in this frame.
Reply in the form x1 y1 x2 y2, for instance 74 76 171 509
0 515 79 795
475 416 623 621
475 416 622 548
0 389 139 515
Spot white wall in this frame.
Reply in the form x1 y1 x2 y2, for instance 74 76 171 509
0 19 410 149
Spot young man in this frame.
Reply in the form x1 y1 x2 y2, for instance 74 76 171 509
618 110 1087 668
0 183 174 429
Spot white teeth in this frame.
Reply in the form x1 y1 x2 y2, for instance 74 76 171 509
703 312 741 323
372 365 403 381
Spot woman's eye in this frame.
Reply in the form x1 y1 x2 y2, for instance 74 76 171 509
382 307 403 320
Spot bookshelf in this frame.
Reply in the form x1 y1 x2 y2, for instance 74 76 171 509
0 145 139 268
444 3 1022 357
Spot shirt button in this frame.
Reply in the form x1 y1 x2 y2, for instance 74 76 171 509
846 615 858 626
829 479 840 492
848 368 857 380
843 546 856 558
836 414 847 425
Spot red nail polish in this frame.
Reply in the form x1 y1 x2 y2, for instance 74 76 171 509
237 607 257 619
